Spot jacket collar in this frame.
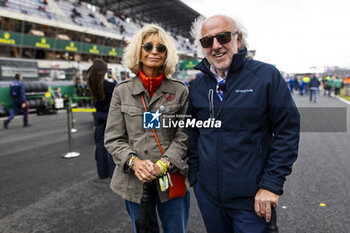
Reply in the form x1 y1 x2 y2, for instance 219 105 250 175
195 48 248 79
130 75 175 96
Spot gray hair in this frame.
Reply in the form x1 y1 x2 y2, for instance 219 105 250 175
190 15 248 57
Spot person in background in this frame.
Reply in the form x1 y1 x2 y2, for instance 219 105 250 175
53 87 69 107
334 76 342 96
87 59 116 179
309 74 320 102
288 76 295 93
294 77 299 92
104 24 190 233
3 74 30 129
298 77 305 95
327 76 334 96
303 76 310 95
54 87 63 98
322 76 329 96
188 14 300 233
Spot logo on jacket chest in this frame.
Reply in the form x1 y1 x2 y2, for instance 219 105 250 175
235 89 253 93
163 93 176 101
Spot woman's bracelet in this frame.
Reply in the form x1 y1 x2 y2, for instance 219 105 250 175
127 154 138 171
156 160 167 175
161 158 173 169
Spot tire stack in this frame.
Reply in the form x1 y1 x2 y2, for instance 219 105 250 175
23 82 49 109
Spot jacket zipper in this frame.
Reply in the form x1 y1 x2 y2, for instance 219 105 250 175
217 96 223 207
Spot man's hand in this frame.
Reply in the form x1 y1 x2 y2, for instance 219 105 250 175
254 188 279 222
21 103 26 109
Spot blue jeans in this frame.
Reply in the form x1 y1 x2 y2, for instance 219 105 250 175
125 181 190 233
310 88 318 102
194 183 270 233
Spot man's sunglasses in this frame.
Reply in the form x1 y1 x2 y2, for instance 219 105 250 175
199 31 238 48
142 43 167 53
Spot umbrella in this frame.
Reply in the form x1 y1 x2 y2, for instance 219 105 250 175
267 207 279 233
135 182 158 233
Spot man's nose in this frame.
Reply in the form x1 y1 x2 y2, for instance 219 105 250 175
212 37 222 50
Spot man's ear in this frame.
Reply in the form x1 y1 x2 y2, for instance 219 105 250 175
237 33 242 49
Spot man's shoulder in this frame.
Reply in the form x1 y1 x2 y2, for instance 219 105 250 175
245 59 279 74
192 72 209 85
243 59 282 82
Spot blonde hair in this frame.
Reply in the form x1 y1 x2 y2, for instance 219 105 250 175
122 24 178 78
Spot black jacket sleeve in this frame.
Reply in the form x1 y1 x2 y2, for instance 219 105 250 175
258 68 300 195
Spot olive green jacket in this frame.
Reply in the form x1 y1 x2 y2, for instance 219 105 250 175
104 75 189 204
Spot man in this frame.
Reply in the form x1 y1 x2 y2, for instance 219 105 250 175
188 15 300 233
309 74 320 102
3 74 30 129
327 76 334 96
333 76 342 96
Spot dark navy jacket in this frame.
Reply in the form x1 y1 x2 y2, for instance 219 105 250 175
187 49 300 210
10 80 26 105
94 80 117 112
309 76 320 88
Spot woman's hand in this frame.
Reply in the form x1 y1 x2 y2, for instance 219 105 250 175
110 73 118 82
133 159 157 183
153 163 162 177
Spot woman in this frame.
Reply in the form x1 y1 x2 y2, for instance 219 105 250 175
87 59 117 179
104 24 189 233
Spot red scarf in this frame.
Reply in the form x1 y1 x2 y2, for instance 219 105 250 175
138 70 164 98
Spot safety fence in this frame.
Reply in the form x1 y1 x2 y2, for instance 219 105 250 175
62 97 95 159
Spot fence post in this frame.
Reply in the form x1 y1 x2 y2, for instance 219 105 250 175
62 99 80 159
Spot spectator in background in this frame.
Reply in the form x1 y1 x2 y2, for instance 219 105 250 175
3 74 30 129
54 87 63 98
38 5 46 12
322 77 329 96
108 17 115 24
36 96 52 115
75 79 90 107
72 8 81 17
0 0 8 7
298 78 305 95
309 74 320 102
334 76 342 96
120 24 125 34
87 59 117 179
288 76 295 93
303 76 310 95
53 87 69 107
327 76 334 96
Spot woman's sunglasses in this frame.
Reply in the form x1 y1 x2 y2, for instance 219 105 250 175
199 31 238 48
142 43 167 53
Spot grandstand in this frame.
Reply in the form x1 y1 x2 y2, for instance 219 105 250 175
0 0 200 84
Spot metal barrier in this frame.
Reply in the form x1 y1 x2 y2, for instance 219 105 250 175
62 99 80 159
62 97 96 159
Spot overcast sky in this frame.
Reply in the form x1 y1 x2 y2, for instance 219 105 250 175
181 0 350 73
